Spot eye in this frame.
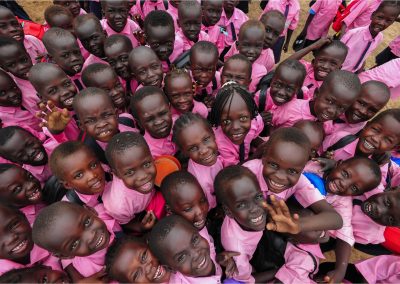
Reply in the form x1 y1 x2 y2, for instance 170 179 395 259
74 172 83 179
255 193 263 201
143 161 152 168
222 119 231 126
41 275 48 284
84 217 91 227
239 116 248 122
203 136 210 142
268 162 278 169
177 253 186 263
192 234 200 245
384 198 391 207
341 170 349 178
9 220 20 231
12 186 22 194
351 185 358 194
90 162 98 169
189 146 198 152
288 169 298 175
183 207 192 212
125 169 134 176
141 249 148 262
388 216 395 225
236 202 246 209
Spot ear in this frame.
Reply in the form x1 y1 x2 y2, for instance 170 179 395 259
222 204 233 218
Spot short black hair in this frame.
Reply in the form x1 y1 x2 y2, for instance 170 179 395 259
371 108 400 126
73 13 102 31
0 162 17 175
190 41 218 61
172 112 212 148
320 69 361 95
260 10 285 26
128 46 159 71
264 127 311 157
375 0 400 13
361 80 391 102
29 62 65 91
104 34 133 51
81 63 116 87
161 170 201 206
164 68 192 95
178 0 201 18
44 4 73 27
73 87 113 119
238 19 265 40
342 156 381 188
314 40 348 58
224 54 252 79
42 27 76 55
276 59 306 84
144 10 174 34
130 86 168 119
293 120 325 141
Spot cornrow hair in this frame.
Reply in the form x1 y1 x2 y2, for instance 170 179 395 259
190 41 218 60
321 69 361 95
104 34 133 50
130 86 168 119
164 68 192 93
161 170 200 205
178 0 201 18
277 59 307 83
314 40 348 58
265 127 311 156
144 10 174 33
209 81 258 127
238 19 266 40
44 5 73 27
224 54 252 78
81 63 116 87
73 87 113 118
172 112 212 148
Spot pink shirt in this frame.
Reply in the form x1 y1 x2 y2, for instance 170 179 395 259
214 114 264 166
194 71 221 98
341 25 383 72
0 106 41 132
143 131 176 158
62 190 103 208
221 216 263 283
171 100 208 119
249 63 268 93
330 114 367 135
187 156 224 209
137 0 166 19
82 54 108 71
255 48 275 73
78 39 90 60
96 123 138 151
389 36 400 57
201 23 226 54
100 18 140 48
262 0 300 36
306 0 342 41
20 203 45 225
24 35 46 64
160 36 184 72
12 77 40 116
176 30 210 52
300 60 322 100
355 255 400 283
343 0 383 31
352 201 385 244
220 9 249 46
166 3 179 29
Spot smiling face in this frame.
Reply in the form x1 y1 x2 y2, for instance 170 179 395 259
201 0 223 26
221 59 251 87
75 19 106 58
146 25 175 61
190 50 218 88
369 5 400 37
16 266 71 284
103 0 129 33
0 43 32 80
260 14 284 49
105 40 132 80
237 26 264 63
178 6 202 42
165 74 194 114
48 37 84 76
270 65 304 106
0 71 22 107
129 49 163 87
362 190 400 226
0 9 24 41
312 46 347 81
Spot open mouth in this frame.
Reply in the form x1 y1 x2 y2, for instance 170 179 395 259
202 152 216 163
11 34 23 41
137 181 153 193
273 95 288 104
196 255 208 270
316 70 329 78
63 97 74 106
94 232 105 249
230 132 244 142
32 150 44 162
27 186 41 201
97 130 112 139
319 230 326 238
268 179 286 190
362 201 378 218
250 213 264 225
363 139 376 151
351 111 364 122
193 219 206 229
90 178 103 191
328 180 340 194
153 265 165 280
11 239 28 254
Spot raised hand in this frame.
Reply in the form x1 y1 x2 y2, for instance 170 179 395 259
140 210 157 231
36 100 71 134
311 36 333 51
216 251 240 278
313 157 337 173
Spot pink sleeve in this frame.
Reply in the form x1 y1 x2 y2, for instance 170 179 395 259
328 196 355 246
343 1 368 27
310 0 322 13
288 6 300 30
355 255 400 284
293 175 324 208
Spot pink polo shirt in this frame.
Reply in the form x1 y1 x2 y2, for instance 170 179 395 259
300 60 322 100
137 0 167 19
166 3 179 29
171 100 208 119
192 71 221 98
100 18 140 48
82 54 108 70
249 63 267 93
12 76 40 116
262 0 300 36
275 242 325 284
255 48 275 73
201 23 226 54
24 35 46 64
352 201 385 244
355 255 400 283
61 189 105 208
187 156 224 209
330 114 367 135
306 0 342 41
221 216 262 283
0 106 41 132
95 123 138 151
341 25 383 72
160 36 184 72
214 114 264 166
220 9 249 46
176 30 211 52
143 131 176 158
78 39 90 60
343 0 383 31
20 203 45 225
389 36 400 57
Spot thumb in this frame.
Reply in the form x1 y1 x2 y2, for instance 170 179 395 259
225 251 240 257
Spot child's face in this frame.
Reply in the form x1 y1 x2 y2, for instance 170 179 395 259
369 6 399 37
345 84 388 124
104 41 131 80
146 25 175 61
103 0 129 33
54 0 81 18
75 94 119 142
0 72 22 107
135 93 172 139
167 182 209 230
0 10 24 41
262 140 309 193
112 145 156 193
50 13 74 34
220 92 252 145
190 51 217 88
237 27 264 63
49 38 84 76
111 241 170 283
160 222 215 277
202 0 223 26
35 68 77 110
165 75 194 113
221 59 251 87
0 206 33 261
178 8 202 42
270 66 303 106
357 114 400 155
17 266 71 284
75 20 106 58
130 51 163 87
223 175 267 231
59 147 106 196
325 159 378 196
0 129 48 166
0 166 42 207
177 121 218 166
362 190 400 226
0 44 32 80
223 0 239 12
312 46 346 81
261 15 284 49
43 205 110 257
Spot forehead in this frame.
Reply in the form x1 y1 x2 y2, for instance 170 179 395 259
104 0 128 9
320 79 358 102
360 84 389 105
177 121 211 143
167 74 192 87
170 181 204 202
130 50 159 66
297 124 323 144
180 7 201 19
75 19 101 33
203 0 223 9
373 114 400 135
261 14 284 29
221 93 248 114
0 72 14 86
163 222 196 254
91 69 117 83
0 206 19 222
147 26 174 40
61 147 95 169
0 166 24 184
225 175 259 202
191 50 217 65
36 68 67 85
266 140 309 163
136 93 167 111
113 145 151 167
223 59 250 73
240 26 265 40
50 36 78 50
0 43 25 58
316 46 347 61
105 41 131 55
76 94 113 115
274 64 304 83
376 5 400 17
0 9 15 19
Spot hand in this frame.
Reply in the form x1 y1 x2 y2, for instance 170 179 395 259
36 101 71 134
216 251 240 278
261 111 273 126
263 195 300 234
133 29 146 45
76 268 107 284
316 269 345 284
140 210 157 231
321 150 334 160
312 36 333 50
313 157 337 173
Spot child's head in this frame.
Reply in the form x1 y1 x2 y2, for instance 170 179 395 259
190 41 218 88
50 141 106 195
105 131 156 192
53 0 81 18
237 20 265 63
312 40 348 81
104 34 133 80
130 86 172 139
325 157 381 196
215 165 267 231
161 171 209 230
44 5 74 33
29 62 77 110
223 0 239 14
210 82 257 145
74 14 107 58
262 127 311 193
0 203 33 261
178 0 202 43
144 10 175 62
356 108 400 156
0 36 32 80
101 0 129 33
106 236 171 283
293 120 324 159
201 0 223 26
42 28 84 76
149 215 215 277
173 112 218 166
164 68 195 114
270 59 306 106
0 6 24 42
362 190 400 226
0 265 70 284
0 164 42 208
0 126 48 166
345 80 390 124
73 87 118 142
128 46 163 87
32 201 110 258
221 54 252 87
312 70 361 122
369 1 400 37
259 10 285 49
82 63 127 110
0 69 22 107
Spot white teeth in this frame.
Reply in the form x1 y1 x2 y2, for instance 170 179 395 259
364 202 372 213
269 180 285 189
251 215 263 224
232 133 243 139
34 151 44 162
322 113 330 120
203 154 214 162
319 230 326 238
197 256 206 269
154 265 164 280
28 187 40 200
364 140 375 150
98 130 111 138
12 240 27 252
329 181 339 193
72 65 81 72
194 220 205 228
64 98 73 105
95 233 104 248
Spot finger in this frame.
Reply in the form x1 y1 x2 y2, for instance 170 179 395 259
266 222 277 231
226 251 240 257
263 202 277 218
323 275 331 283
35 111 46 119
278 199 291 217
141 211 152 224
292 213 299 221
38 102 47 111
39 121 48 128
47 100 56 110
271 196 283 216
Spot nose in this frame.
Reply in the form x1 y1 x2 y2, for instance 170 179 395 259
96 119 108 129
115 60 124 70
136 169 148 182
232 119 241 130
274 170 287 183
199 144 208 155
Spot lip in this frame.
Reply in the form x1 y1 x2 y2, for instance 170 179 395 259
89 178 104 191
32 150 45 162
328 180 341 194
156 124 169 134
267 178 287 192
250 212 265 226
229 132 245 144
10 239 29 254
26 185 42 201
137 181 154 193
361 138 377 151
351 111 364 122
272 95 288 104
193 219 206 229
71 64 82 73
201 152 217 165
97 129 112 139
316 70 329 78
320 113 331 121
63 97 74 106
195 254 210 271
11 34 23 41
148 78 160 87
113 95 126 106
153 265 166 280
362 201 378 218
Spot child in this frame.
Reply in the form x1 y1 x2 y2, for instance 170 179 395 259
103 131 157 234
32 201 120 281
53 0 86 18
294 120 324 160
220 54 252 88
340 1 400 73
209 82 263 166
220 0 249 47
136 0 168 19
0 265 70 283
173 113 223 209
201 0 226 54
144 10 184 72
44 5 74 33
164 68 208 118
130 86 176 157
49 141 106 207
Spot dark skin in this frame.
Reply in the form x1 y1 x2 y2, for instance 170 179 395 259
260 14 285 49
201 0 223 27
102 0 130 33
165 74 195 114
48 12 74 34
54 0 81 18
369 6 400 38
145 25 175 62
221 59 252 88
178 4 202 42
0 71 22 107
270 64 304 106
0 8 24 41
0 44 32 80
190 50 218 88
74 18 107 58
129 47 164 88
223 0 238 19
13 266 71 284
104 40 132 80
237 26 265 63
293 121 324 159
362 190 400 227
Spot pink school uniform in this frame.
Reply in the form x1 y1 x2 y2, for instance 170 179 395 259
389 36 400 57
330 114 367 135
214 114 263 166
137 0 167 19
12 76 40 116
171 100 208 119
220 9 249 46
352 201 385 244
166 3 179 29
355 255 400 283
255 48 275 73
100 18 140 48
194 71 221 98
201 24 226 54
262 0 300 37
0 105 41 132
143 131 176 158
341 25 383 73
343 0 383 32
61 188 106 208
300 59 322 100
20 203 45 225
160 36 184 72
82 54 108 70
24 35 46 64
176 29 210 52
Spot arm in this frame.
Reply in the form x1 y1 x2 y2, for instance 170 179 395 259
298 13 315 39
283 29 294 52
301 199 342 232
326 239 352 283
286 37 332 61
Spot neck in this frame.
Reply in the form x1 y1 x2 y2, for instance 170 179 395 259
225 8 234 19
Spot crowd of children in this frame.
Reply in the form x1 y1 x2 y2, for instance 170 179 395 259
0 0 399 283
